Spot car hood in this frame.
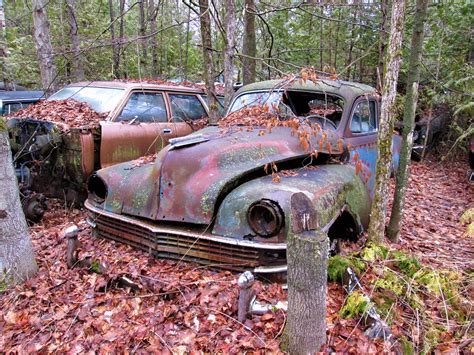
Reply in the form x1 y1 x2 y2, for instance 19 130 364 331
94 125 345 225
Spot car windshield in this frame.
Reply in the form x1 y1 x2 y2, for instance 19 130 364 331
228 90 345 129
48 86 125 113
228 91 282 113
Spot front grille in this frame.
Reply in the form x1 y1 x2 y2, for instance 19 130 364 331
91 213 284 271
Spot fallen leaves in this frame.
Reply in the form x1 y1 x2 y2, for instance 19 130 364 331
9 99 107 128
0 160 472 352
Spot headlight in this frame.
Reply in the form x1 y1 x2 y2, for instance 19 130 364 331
247 199 284 238
87 174 108 202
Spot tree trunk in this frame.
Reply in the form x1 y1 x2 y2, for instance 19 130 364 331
138 0 148 75
387 0 429 242
377 0 389 91
65 0 84 81
242 0 256 85
119 0 126 78
367 0 405 244
183 5 191 81
108 0 120 79
319 5 323 70
0 127 38 285
149 0 159 79
223 0 235 111
0 4 14 91
346 8 356 79
32 0 58 96
198 0 218 123
285 193 328 353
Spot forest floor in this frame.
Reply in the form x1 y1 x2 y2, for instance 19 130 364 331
1 159 473 353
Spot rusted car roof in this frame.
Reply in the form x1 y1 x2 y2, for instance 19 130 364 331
236 79 376 102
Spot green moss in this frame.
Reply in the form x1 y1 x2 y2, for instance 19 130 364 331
391 250 422 278
361 242 389 261
328 255 365 282
399 335 414 355
374 269 405 296
89 260 101 273
0 118 6 131
340 290 372 319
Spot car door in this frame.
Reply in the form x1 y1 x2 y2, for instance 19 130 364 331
166 92 209 138
344 97 379 196
100 90 176 168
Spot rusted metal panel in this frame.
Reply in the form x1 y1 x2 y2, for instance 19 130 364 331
100 122 180 168
212 164 370 242
80 131 95 177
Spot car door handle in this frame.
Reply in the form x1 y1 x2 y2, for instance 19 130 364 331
163 128 172 134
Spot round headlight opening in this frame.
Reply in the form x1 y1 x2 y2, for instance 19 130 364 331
87 174 108 201
247 199 284 238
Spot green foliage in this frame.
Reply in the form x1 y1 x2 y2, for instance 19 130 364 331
0 118 6 131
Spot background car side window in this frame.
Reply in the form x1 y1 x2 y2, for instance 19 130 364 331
170 94 208 121
117 92 167 122
350 100 377 133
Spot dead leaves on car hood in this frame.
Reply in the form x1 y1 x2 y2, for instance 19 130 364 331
9 99 108 128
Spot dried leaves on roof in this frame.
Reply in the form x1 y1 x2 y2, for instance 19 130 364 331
121 79 225 96
9 99 107 128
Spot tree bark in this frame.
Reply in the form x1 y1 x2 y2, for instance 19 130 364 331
149 0 159 79
138 0 148 75
346 8 356 80
108 0 120 79
198 0 218 123
377 0 389 91
387 0 428 242
65 0 84 81
223 0 235 111
0 127 38 285
0 4 14 90
242 0 256 85
368 0 406 244
286 193 328 354
32 0 58 96
183 5 191 81
119 0 126 78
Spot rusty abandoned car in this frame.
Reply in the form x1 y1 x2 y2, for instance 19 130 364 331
85 78 401 278
7 81 221 221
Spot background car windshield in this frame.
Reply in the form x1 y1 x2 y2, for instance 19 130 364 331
228 92 282 113
48 86 124 113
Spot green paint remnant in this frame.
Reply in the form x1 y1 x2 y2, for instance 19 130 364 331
217 146 278 169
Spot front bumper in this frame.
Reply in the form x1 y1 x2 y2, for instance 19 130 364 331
85 200 287 277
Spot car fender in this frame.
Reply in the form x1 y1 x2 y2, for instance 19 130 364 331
212 164 370 242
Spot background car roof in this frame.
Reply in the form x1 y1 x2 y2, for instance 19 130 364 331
0 90 44 100
68 80 207 94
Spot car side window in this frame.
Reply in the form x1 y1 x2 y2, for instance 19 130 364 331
117 92 167 123
170 94 208 121
350 100 377 134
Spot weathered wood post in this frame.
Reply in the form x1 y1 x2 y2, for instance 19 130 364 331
285 192 328 353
